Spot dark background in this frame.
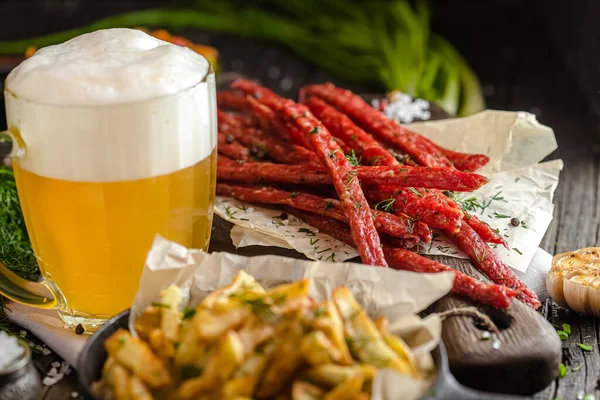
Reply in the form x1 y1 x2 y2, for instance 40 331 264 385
1 0 600 120
1 2 600 398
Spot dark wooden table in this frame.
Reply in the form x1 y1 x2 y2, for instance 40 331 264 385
1 1 600 399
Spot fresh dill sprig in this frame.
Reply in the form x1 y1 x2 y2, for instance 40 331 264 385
0 167 39 321
373 198 396 213
0 167 38 281
345 150 361 167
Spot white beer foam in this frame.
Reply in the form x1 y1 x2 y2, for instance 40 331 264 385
6 28 210 106
4 29 216 182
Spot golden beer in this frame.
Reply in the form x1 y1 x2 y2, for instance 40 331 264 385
13 150 216 317
1 29 217 328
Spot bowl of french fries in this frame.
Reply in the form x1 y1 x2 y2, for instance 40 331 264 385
77 236 460 400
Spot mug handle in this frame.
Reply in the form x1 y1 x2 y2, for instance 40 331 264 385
0 128 65 309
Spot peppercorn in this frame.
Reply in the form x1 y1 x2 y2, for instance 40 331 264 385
510 217 520 227
75 324 85 335
225 134 234 144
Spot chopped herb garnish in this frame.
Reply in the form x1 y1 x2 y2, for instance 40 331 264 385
557 330 568 341
408 187 423 198
240 218 250 221
309 238 320 246
325 253 336 262
572 363 585 372
345 170 358 187
369 156 383 165
230 293 275 321
322 201 335 214
236 159 246 164
562 323 571 335
350 134 358 141
493 212 511 219
520 220 528 229
578 343 593 351
328 149 340 158
183 307 196 320
309 126 321 134
181 366 204 380
271 219 284 227
152 302 171 309
289 192 300 199
512 247 523 255
317 247 332 254
475 249 486 263
558 363 567 378
314 307 326 317
345 150 361 166
374 198 395 213
459 197 480 212
298 228 316 236
224 205 240 219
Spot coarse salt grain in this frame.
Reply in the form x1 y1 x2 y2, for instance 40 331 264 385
372 92 431 124
0 331 24 370
42 361 72 386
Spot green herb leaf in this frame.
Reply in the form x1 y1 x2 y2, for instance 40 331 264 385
180 366 203 380
183 307 196 320
578 343 593 351
493 212 511 219
558 363 567 378
309 126 321 135
151 302 171 309
557 330 568 341
408 187 424 198
298 228 315 236
562 323 571 335
374 198 396 213
289 192 300 199
572 363 585 372
345 150 361 166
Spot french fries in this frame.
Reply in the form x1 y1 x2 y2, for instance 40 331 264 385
96 271 427 399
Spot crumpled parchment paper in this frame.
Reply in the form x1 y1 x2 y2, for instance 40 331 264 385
215 110 561 272
129 235 455 400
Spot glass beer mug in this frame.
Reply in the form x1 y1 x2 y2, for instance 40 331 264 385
0 29 217 329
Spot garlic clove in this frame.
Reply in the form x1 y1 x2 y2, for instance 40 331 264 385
546 248 600 315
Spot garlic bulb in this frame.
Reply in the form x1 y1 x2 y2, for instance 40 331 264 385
546 247 600 315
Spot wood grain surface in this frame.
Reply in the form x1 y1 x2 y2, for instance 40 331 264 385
1 1 600 399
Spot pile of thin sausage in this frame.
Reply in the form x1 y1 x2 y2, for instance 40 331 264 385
216 80 540 310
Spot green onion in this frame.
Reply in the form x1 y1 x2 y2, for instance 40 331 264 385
557 330 569 341
578 343 593 352
562 323 571 335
